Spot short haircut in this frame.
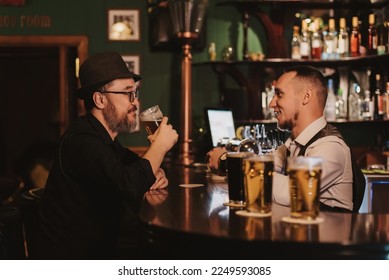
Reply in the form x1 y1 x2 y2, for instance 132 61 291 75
284 66 327 108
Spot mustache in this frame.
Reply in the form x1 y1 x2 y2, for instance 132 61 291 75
128 106 137 114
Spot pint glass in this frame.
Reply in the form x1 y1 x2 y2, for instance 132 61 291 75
226 152 254 206
287 156 323 220
139 105 163 135
243 154 274 214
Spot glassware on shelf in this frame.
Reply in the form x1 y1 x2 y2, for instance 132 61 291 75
222 45 234 61
367 13 378 55
361 90 373 120
208 42 216 61
291 25 301 59
337 17 349 57
323 18 338 60
348 83 362 120
300 19 311 59
311 18 323 59
350 16 360 57
325 79 336 121
335 88 347 120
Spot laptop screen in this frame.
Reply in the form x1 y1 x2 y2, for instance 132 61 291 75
205 108 236 147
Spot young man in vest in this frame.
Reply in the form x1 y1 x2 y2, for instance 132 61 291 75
207 66 359 212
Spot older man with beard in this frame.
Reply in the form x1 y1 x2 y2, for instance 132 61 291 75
207 66 353 213
37 52 178 259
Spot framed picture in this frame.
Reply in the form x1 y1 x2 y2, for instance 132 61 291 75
122 55 141 131
122 55 140 75
108 9 140 41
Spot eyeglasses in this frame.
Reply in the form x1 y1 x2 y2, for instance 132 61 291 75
101 90 139 103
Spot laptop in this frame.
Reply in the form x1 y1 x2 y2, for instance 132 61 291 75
204 108 236 148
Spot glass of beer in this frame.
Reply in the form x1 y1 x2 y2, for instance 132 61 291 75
287 156 323 220
225 151 254 206
243 154 274 214
139 105 163 135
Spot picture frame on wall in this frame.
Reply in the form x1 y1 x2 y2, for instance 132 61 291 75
108 9 140 41
122 55 140 75
122 54 141 131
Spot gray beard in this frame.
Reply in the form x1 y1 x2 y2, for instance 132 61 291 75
103 101 137 134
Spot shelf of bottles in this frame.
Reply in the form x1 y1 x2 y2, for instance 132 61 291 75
197 1 389 123
287 11 389 122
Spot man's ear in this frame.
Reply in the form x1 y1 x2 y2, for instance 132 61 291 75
92 91 105 109
302 87 313 105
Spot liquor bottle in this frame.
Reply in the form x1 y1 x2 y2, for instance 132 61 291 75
208 42 216 61
361 90 373 120
350 16 360 56
373 74 384 120
384 82 389 120
323 18 338 59
385 21 389 53
335 88 347 120
377 19 386 55
348 83 362 120
300 19 311 59
367 14 378 55
311 18 323 59
325 79 336 121
337 17 349 57
291 25 301 59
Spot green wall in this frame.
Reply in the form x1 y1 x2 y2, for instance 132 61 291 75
0 0 264 147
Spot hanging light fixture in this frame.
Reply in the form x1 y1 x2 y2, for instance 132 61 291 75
168 0 208 165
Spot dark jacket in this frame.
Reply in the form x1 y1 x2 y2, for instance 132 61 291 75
37 113 155 259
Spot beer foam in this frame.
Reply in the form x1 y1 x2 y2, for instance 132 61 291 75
226 151 254 158
245 154 274 162
140 106 163 121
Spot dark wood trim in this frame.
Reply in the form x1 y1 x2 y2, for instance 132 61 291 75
0 35 88 134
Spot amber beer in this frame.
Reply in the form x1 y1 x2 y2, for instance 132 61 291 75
226 152 254 205
139 105 163 135
287 157 323 220
141 120 162 135
243 154 274 214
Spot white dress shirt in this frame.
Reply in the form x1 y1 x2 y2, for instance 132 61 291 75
272 116 353 210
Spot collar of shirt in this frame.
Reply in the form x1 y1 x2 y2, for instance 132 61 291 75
288 141 299 157
284 116 327 155
85 113 115 145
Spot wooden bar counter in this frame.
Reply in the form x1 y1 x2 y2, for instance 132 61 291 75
138 164 389 259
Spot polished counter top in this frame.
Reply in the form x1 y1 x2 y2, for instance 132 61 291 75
138 165 389 259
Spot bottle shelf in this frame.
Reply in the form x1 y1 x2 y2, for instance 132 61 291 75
193 53 389 68
218 0 389 10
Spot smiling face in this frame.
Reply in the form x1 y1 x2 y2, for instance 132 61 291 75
269 71 302 133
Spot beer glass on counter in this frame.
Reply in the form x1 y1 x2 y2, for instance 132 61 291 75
139 105 163 135
243 154 274 214
287 156 323 220
224 151 254 207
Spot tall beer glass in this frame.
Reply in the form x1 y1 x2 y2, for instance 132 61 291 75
243 154 274 214
225 151 254 206
287 156 323 220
